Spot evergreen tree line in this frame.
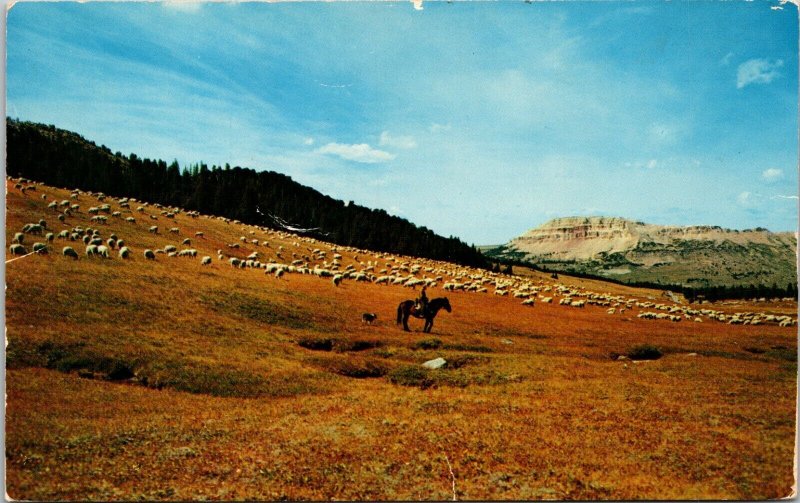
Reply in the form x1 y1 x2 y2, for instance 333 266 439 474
7 119 488 268
490 257 798 302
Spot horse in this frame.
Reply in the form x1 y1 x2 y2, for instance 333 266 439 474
396 297 452 333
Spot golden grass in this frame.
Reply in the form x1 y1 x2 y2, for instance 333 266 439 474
5 180 797 500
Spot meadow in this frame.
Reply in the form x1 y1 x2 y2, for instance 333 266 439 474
5 179 797 500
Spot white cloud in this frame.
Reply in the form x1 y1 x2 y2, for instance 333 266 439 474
737 58 784 89
315 142 396 163
379 131 417 149
303 137 314 146
761 168 783 182
429 123 452 133
772 194 799 200
646 159 658 169
720 52 734 66
737 191 757 207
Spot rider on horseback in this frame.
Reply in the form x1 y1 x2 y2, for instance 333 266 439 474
415 285 429 316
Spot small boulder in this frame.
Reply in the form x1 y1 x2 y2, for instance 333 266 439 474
422 357 447 370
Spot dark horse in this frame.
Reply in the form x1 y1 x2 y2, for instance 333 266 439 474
396 297 452 333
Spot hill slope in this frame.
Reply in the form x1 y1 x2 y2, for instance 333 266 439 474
486 216 797 289
6 119 487 268
5 179 797 500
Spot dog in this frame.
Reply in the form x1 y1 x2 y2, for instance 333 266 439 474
361 313 378 325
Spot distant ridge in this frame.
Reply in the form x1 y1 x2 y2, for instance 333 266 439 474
6 119 488 268
485 216 797 289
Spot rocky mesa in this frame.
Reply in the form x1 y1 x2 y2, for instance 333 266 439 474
487 216 798 289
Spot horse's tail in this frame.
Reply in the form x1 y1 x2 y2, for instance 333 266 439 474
396 303 403 324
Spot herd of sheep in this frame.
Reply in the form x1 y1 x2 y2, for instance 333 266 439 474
7 176 799 329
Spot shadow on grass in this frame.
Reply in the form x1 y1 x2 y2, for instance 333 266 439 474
7 339 326 398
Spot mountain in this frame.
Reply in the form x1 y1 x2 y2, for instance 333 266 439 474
486 216 798 289
5 119 488 268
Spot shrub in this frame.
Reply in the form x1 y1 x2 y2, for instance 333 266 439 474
314 357 389 378
412 338 442 350
626 344 662 361
387 365 434 389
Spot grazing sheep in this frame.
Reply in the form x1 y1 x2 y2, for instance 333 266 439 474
149 225 158 234
46 232 54 243
116 239 125 248
9 244 27 256
182 238 191 245
201 256 212 265
62 246 79 259
521 298 535 306
144 249 156 260
275 269 285 279
229 257 241 267
97 245 110 258
195 231 204 238
85 244 99 257
332 274 343 287
125 217 136 223
13 232 24 244
118 246 131 259
164 245 177 253
58 214 66 223
169 227 180 234
106 238 116 249
32 242 48 254
38 219 47 229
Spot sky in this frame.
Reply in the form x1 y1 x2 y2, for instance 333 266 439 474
6 0 798 245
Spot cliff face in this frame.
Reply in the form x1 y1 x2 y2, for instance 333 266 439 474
489 216 798 288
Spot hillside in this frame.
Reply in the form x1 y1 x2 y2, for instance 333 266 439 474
5 178 797 500
5 119 487 268
486 216 798 290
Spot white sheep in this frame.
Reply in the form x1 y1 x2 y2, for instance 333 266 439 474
9 244 27 255
13 232 24 244
32 242 48 254
97 245 110 258
149 225 158 234
332 274 343 287
85 244 99 257
62 246 79 259
201 256 212 265
144 249 156 260
119 246 131 259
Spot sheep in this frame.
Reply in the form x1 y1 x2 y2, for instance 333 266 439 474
32 242 48 254
13 232 24 244
97 245 110 258
23 223 44 235
58 214 66 223
169 227 180 234
126 217 136 223
46 232 54 243
164 245 177 253
182 238 191 245
144 249 156 260
85 244 99 257
229 257 241 267
195 231 204 238
106 238 116 249
9 244 27 256
149 225 158 234
201 256 212 265
275 269 285 279
332 274 343 287
521 298 535 306
38 219 47 229
118 246 131 259
62 246 79 259
116 239 125 248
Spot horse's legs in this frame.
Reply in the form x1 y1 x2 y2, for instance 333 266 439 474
424 318 433 333
403 313 411 332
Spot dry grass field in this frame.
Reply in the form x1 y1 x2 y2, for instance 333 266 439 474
5 179 797 500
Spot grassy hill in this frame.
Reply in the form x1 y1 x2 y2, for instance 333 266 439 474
5 179 797 500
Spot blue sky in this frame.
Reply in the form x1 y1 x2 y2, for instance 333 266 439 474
7 1 798 244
